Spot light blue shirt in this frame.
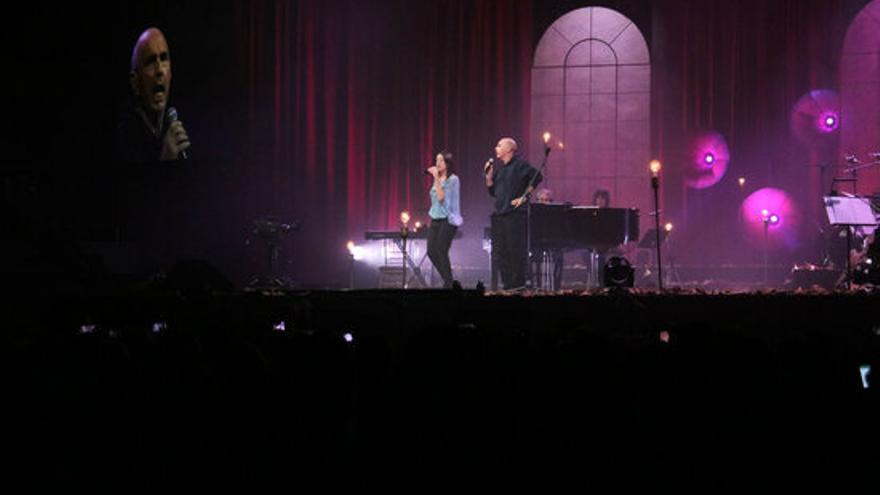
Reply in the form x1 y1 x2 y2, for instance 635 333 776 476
429 174 463 226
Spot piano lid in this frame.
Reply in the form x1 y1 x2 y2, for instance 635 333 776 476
529 205 639 251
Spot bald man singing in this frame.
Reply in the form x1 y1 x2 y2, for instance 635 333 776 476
117 27 191 162
485 137 543 290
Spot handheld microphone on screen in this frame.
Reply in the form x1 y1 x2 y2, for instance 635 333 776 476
166 106 188 160
484 157 494 175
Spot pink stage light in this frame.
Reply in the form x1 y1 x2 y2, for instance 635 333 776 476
822 113 839 131
740 188 801 251
791 89 840 144
704 152 715 166
686 131 729 189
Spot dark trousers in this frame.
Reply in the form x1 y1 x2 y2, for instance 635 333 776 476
492 211 528 289
427 218 457 288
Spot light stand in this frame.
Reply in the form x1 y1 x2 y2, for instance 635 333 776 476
397 211 412 289
400 225 409 289
650 162 663 290
525 201 532 289
522 141 553 290
347 242 356 290
762 213 770 285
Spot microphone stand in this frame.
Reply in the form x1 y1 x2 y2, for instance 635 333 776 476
843 159 880 194
518 146 551 290
400 225 409 289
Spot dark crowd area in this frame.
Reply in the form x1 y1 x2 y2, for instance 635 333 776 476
3 289 879 489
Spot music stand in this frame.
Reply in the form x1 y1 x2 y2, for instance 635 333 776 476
824 196 878 288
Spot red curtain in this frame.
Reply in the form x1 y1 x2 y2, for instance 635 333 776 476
231 0 871 282
652 0 866 262
234 0 533 284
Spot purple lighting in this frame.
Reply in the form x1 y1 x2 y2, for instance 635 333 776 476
704 153 715 166
741 188 801 251
822 114 838 131
791 90 841 143
687 131 730 189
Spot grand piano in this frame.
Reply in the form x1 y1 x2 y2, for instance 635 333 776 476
529 204 639 252
488 204 639 289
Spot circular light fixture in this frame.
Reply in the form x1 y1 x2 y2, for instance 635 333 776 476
704 153 715 166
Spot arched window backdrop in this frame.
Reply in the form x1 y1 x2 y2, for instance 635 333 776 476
841 0 880 196
531 7 650 213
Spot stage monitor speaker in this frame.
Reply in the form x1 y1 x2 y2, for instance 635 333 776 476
603 256 634 288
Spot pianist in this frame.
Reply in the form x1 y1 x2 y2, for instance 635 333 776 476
426 150 463 288
486 137 543 289
592 189 611 208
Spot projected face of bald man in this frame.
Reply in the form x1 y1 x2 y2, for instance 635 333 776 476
129 28 172 119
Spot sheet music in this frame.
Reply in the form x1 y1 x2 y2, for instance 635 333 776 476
823 196 878 226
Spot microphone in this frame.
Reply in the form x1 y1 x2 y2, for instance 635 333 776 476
166 107 188 160
484 158 494 175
